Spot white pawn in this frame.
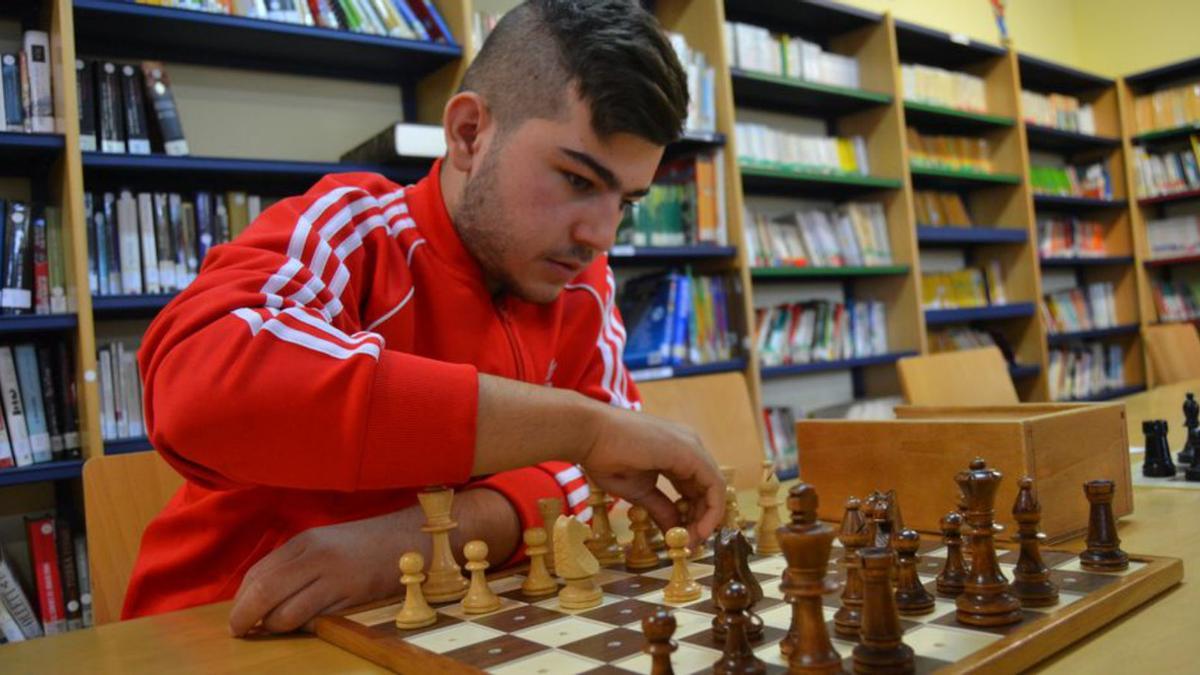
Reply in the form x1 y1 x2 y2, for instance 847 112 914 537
460 540 501 614
662 527 702 603
395 552 436 629
521 528 558 597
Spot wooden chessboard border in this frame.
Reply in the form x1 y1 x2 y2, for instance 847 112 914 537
313 546 1183 675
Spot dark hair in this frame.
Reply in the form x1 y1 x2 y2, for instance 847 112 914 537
460 0 688 146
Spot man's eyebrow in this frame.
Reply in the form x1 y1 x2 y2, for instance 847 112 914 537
560 147 625 192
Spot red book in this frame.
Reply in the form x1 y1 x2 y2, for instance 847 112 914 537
24 515 65 635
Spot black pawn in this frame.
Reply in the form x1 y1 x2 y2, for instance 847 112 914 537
1142 420 1176 478
712 581 765 675
1180 393 1200 466
642 608 677 675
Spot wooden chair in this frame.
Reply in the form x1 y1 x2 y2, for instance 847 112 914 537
897 346 1019 406
83 451 184 625
638 371 765 491
1145 323 1200 385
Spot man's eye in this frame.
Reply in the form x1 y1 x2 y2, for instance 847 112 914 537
564 172 592 191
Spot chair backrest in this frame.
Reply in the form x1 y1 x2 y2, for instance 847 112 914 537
638 371 765 491
897 347 1020 406
1145 323 1200 385
83 451 184 625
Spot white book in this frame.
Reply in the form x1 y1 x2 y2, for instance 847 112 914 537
111 344 127 439
0 347 31 466
14 344 49 463
116 191 143 294
136 193 161 294
22 31 54 133
0 555 41 639
73 535 93 628
98 348 116 440
120 344 144 437
0 597 24 642
153 193 177 291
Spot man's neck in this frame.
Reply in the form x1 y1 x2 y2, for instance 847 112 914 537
437 158 505 299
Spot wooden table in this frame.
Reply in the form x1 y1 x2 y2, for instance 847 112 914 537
3 386 1196 673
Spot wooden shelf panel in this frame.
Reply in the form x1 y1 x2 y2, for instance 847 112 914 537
750 265 909 280
910 165 1021 190
628 358 747 383
916 225 1028 245
1033 194 1127 211
72 0 461 84
731 69 890 117
903 101 1014 133
0 460 84 487
1039 255 1135 268
607 245 737 263
924 302 1037 325
1046 324 1140 345
740 165 901 198
760 351 918 380
1024 124 1121 154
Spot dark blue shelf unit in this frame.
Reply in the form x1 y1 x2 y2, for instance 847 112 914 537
760 351 917 380
1039 255 1135 268
916 225 1027 246
730 69 892 118
0 314 77 334
903 102 1014 135
723 0 881 41
1017 54 1113 95
0 132 65 176
105 437 153 455
1024 125 1121 154
1008 363 1041 379
1033 194 1126 211
1046 324 1140 346
1066 384 1146 403
92 294 179 319
0 460 84 487
1125 57 1200 94
894 19 1005 69
776 466 799 482
924 302 1036 326
664 130 727 160
72 0 461 85
628 358 746 383
82 152 429 194
607 245 737 264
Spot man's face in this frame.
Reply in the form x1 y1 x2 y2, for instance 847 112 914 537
453 91 664 304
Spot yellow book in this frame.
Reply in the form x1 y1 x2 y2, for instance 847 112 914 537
225 191 250 240
836 138 857 173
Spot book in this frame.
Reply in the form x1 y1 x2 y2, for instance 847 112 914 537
0 54 23 132
140 61 189 156
119 342 144 437
406 0 455 44
120 64 151 155
0 597 23 642
98 347 116 440
36 343 64 461
136 193 161 293
340 121 446 164
97 62 126 153
0 346 31 466
14 344 49 464
54 513 83 631
24 514 65 635
1 202 31 315
117 191 143 294
153 193 177 291
54 341 80 458
73 534 93 628
0 550 41 639
103 193 123 294
902 62 988 112
77 60 97 151
30 209 48 315
46 206 67 313
21 31 53 133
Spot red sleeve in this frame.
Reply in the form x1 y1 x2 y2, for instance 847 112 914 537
138 172 478 492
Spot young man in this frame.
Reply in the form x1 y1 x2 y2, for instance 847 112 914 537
124 0 726 635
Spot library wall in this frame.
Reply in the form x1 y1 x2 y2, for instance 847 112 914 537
1074 0 1200 78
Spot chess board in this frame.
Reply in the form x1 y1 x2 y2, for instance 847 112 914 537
314 534 1182 674
1129 448 1200 489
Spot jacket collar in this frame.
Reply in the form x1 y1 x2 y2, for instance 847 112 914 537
405 157 487 284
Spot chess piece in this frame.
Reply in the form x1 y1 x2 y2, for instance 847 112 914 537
460 540 501 614
755 460 782 555
723 485 742 530
648 521 666 551
955 458 1022 626
521 528 558 598
1188 456 1200 482
642 607 678 675
870 492 894 550
711 528 763 641
776 483 842 672
1181 393 1200 466
1009 478 1059 607
712 580 766 675
935 511 968 597
394 552 436 629
1142 420 1177 478
537 497 563 574
834 496 870 639
894 529 935 615
418 489 468 603
854 547 915 674
585 479 625 565
676 500 706 558
627 505 662 570
663 527 702 603
555 515 603 609
1079 480 1130 571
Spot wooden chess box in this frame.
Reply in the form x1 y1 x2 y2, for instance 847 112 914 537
796 404 1132 543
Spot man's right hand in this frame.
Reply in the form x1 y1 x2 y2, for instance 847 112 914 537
579 403 725 548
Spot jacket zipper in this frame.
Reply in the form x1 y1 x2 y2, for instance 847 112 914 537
496 302 527 381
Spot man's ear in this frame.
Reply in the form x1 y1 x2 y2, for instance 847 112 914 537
443 92 492 173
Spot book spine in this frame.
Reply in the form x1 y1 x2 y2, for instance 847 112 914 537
0 346 31 466
103 193 122 294
119 64 151 155
390 0 427 40
54 516 83 630
117 191 143 294
0 54 23 131
25 515 65 635
153 193 177 291
98 347 115 440
97 62 126 153
46 206 67 314
17 50 30 132
1 202 31 315
110 343 126 439
77 60 97 151
195 191 214 260
0 554 41 639
120 344 144 437
31 210 48 315
54 341 79 458
91 196 107 295
180 201 198 284
22 31 53 133
136 194 159 292
73 534 93 628
0 598 23 642
36 343 64 460
140 62 189 156
15 344 49 463
338 123 399 164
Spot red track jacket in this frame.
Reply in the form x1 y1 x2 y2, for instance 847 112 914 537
123 159 640 618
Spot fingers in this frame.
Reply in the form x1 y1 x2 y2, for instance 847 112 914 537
259 576 333 634
228 549 321 637
635 487 680 536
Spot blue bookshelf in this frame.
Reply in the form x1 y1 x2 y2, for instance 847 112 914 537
628 358 746 383
0 132 65 175
0 460 84 488
924 302 1036 326
1039 255 1134 268
1066 384 1146 403
760 351 918 380
664 130 727 160
724 0 881 38
1009 363 1042 379
1024 124 1120 154
0 314 78 334
607 245 737 263
1047 324 1140 345
105 437 153 455
92 294 179 319
916 226 1027 246
72 0 461 84
1033 194 1126 211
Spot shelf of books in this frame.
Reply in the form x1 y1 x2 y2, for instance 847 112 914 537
1120 55 1200 387
724 1 924 471
896 20 1048 400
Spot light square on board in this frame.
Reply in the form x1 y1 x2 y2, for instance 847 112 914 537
614 641 722 675
440 634 549 670
437 595 525 621
490 649 605 675
512 616 615 648
404 622 507 654
532 592 625 615
902 624 1002 662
